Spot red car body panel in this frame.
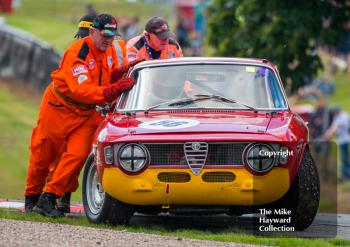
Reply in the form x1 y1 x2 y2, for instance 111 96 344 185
92 57 309 198
94 111 308 185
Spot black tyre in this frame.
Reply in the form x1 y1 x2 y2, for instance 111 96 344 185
270 148 320 230
82 154 134 225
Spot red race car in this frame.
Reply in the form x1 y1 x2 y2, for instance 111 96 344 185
82 57 320 231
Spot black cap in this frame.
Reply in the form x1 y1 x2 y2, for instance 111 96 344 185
75 13 97 38
92 13 120 37
145 16 175 39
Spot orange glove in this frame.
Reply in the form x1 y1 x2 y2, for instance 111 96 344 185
111 59 144 81
103 77 135 102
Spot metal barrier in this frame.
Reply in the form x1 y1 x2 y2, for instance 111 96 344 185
0 23 61 90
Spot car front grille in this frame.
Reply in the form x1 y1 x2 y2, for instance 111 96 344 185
144 143 248 167
157 172 191 183
202 172 236 182
184 142 208 175
156 171 236 183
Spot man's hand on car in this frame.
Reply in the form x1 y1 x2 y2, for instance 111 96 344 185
103 77 135 102
111 59 144 81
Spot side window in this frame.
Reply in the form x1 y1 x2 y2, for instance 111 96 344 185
268 72 286 108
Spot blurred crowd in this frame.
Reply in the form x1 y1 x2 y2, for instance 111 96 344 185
289 26 350 183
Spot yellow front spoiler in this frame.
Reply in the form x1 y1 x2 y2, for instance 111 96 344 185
102 167 290 206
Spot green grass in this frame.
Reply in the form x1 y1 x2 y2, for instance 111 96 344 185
0 83 38 199
0 82 83 201
329 73 350 112
1 0 173 52
0 208 349 247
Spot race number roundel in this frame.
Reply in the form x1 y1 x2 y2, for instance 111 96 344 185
139 119 199 130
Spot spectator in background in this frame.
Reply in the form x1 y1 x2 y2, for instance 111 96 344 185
126 16 183 62
313 73 335 99
123 16 140 42
175 19 190 51
293 73 333 102
309 97 333 180
310 97 333 140
189 30 203 56
86 3 98 16
323 107 350 182
191 0 209 56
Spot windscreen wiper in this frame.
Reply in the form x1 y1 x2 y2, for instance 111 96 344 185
144 94 258 114
168 94 258 112
144 97 198 114
117 97 194 115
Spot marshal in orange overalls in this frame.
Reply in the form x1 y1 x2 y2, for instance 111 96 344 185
46 38 127 194
25 36 124 197
126 31 183 62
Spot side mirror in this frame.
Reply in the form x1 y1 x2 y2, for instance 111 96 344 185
96 104 110 116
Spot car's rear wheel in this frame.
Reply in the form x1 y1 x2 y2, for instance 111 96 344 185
269 148 320 230
82 154 134 225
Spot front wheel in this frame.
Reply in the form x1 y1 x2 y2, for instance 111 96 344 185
82 154 134 225
269 148 320 231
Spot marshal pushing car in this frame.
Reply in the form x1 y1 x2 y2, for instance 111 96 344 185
82 57 320 230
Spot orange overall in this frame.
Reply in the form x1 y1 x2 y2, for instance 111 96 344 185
114 39 127 67
25 36 121 197
46 39 127 193
126 32 183 62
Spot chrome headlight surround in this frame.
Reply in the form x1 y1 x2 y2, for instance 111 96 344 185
117 143 150 173
278 146 290 165
244 143 276 174
104 145 114 165
270 143 292 165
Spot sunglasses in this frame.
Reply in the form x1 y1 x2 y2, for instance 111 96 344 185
94 28 116 38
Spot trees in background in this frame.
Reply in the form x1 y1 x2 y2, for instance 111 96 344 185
207 0 350 91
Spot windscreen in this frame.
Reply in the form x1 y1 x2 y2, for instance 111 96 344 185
121 64 288 110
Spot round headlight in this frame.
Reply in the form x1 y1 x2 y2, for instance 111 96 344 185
279 146 289 165
245 143 275 173
118 143 149 173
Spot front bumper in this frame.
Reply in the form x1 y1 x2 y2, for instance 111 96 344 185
102 167 290 206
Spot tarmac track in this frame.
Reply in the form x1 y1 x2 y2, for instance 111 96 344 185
127 213 349 239
0 200 349 240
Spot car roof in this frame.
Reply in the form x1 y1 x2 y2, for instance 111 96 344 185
133 57 277 69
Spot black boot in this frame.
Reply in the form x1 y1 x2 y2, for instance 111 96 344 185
57 192 71 213
32 192 64 218
24 194 40 212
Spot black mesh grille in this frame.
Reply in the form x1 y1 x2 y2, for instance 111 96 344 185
202 172 236 182
157 172 191 183
206 143 247 166
146 144 185 166
144 143 248 167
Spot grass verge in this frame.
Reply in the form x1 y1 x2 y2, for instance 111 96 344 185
0 80 39 198
0 208 349 247
0 80 82 202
